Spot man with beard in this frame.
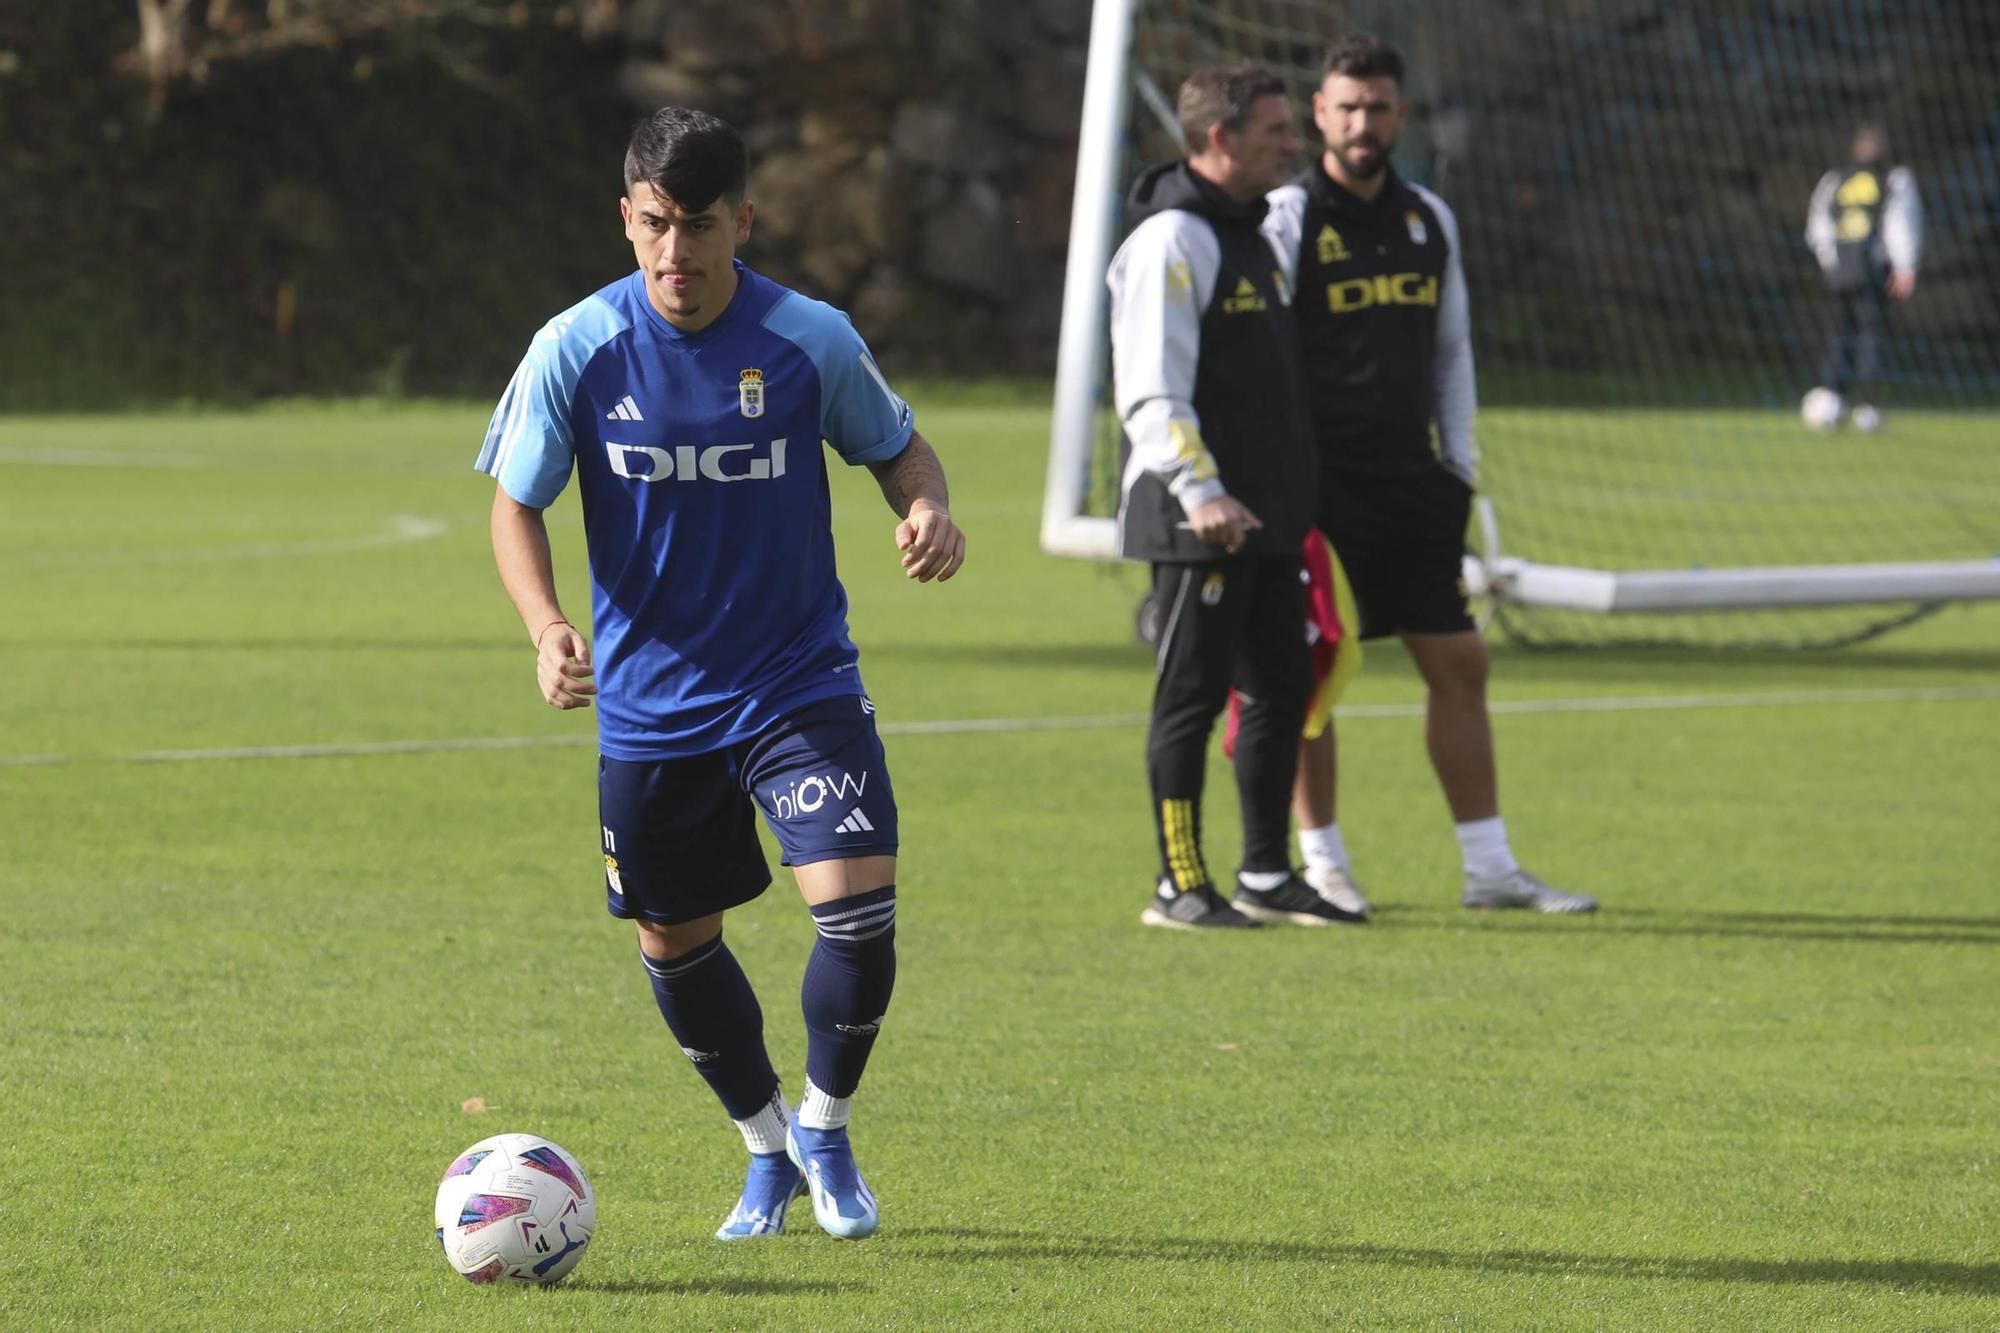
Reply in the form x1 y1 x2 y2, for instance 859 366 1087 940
1263 34 1597 915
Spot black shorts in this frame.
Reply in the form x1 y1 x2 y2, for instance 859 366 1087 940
1317 464 1475 640
596 694 899 925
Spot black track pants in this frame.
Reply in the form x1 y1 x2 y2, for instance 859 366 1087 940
1145 553 1312 888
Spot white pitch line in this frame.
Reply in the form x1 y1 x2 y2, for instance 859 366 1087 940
880 713 1145 735
3 684 1998 769
21 515 447 569
1407 684 2000 717
0 446 219 469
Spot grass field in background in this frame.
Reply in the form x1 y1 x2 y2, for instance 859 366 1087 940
1091 402 2000 649
1478 404 2000 650
1477 408 2000 661
2 400 1996 1330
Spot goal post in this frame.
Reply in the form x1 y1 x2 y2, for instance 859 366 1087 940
1041 0 1134 561
1045 0 2000 649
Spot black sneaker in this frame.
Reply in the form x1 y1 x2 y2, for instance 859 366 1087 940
1233 871 1369 926
1140 880 1261 930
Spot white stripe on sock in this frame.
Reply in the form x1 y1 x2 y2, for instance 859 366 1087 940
812 899 897 929
814 907 896 939
641 938 719 979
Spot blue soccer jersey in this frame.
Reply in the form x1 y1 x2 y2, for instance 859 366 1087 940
474 263 914 760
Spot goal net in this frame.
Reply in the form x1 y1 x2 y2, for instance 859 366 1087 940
1046 0 2000 648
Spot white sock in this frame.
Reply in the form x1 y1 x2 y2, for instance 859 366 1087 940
1298 822 1349 873
1238 869 1290 890
734 1087 790 1155
797 1079 851 1131
1456 815 1519 881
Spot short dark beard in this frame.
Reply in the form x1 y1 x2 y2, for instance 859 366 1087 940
1337 143 1388 180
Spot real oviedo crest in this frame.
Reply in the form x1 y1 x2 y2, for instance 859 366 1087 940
738 368 765 419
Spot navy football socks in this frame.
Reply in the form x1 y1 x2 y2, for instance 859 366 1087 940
801 886 898 1103
641 933 780 1119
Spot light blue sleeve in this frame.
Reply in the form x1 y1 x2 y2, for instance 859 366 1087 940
473 295 630 507
761 292 916 465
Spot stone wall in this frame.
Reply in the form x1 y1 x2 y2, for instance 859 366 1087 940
613 0 1092 372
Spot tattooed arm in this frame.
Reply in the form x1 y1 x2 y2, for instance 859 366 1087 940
866 431 966 583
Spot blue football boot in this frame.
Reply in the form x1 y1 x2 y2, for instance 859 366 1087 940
786 1122 879 1239
714 1150 808 1240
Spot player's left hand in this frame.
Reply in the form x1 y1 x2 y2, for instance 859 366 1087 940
1887 269 1916 301
896 501 966 583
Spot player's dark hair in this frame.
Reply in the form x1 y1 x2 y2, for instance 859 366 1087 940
1852 120 1889 156
623 106 748 210
1322 33 1404 87
1177 65 1288 155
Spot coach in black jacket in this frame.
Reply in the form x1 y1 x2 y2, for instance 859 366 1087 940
1110 65 1340 931
1262 34 1597 914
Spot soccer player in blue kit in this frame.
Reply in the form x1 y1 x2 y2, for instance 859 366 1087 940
476 107 965 1242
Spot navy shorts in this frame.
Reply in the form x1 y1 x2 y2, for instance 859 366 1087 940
597 694 900 925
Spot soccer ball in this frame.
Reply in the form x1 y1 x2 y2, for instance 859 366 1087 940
434 1133 596 1285
1800 386 1845 430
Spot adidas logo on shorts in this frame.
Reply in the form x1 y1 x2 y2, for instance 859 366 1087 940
834 808 875 834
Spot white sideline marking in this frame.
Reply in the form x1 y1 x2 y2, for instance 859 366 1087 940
1480 686 2000 716
3 685 1997 769
0 446 219 469
21 515 447 568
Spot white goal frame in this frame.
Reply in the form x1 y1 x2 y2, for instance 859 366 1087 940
1041 0 1134 561
1043 0 2000 613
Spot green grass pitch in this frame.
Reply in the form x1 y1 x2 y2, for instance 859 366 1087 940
1 399 1996 1330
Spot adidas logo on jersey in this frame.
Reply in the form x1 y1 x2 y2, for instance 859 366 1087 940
606 394 644 421
835 808 875 834
1221 276 1268 314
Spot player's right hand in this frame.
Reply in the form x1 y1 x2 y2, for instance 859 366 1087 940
1185 494 1262 555
536 622 596 710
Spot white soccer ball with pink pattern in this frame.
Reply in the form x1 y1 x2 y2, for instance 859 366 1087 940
434 1133 596 1285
